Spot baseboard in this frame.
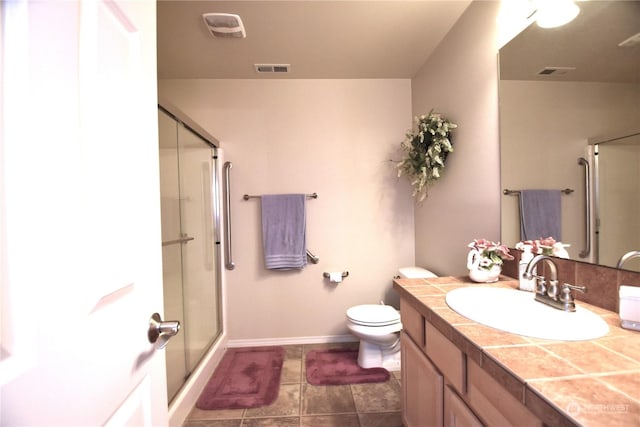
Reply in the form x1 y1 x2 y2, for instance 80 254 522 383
228 334 358 348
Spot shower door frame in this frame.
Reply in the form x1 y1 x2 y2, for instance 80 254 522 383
158 102 224 405
590 130 640 269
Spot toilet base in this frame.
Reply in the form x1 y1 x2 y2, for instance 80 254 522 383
381 350 401 371
356 340 401 372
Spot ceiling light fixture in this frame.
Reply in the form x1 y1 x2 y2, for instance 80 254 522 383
202 13 246 38
533 0 580 29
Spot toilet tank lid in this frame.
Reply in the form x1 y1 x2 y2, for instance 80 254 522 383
398 267 437 279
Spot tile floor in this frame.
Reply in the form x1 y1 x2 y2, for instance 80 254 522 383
182 342 403 427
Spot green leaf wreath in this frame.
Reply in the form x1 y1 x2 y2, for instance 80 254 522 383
396 111 457 202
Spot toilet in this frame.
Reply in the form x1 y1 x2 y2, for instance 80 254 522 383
346 267 437 371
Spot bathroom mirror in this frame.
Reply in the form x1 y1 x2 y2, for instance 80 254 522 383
499 1 640 270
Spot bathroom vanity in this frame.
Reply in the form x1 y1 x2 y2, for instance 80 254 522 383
394 276 640 427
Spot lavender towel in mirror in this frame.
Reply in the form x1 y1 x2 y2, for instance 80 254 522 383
519 189 562 241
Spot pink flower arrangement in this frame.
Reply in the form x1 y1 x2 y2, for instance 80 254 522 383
467 239 514 270
515 237 570 258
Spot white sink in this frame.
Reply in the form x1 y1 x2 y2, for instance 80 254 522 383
445 286 609 341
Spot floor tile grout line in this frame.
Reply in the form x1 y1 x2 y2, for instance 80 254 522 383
348 383 361 425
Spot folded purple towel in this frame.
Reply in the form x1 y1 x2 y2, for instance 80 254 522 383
261 194 307 270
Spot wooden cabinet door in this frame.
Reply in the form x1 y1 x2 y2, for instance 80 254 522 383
444 385 484 427
401 332 444 427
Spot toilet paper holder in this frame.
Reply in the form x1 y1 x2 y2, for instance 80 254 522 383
323 271 349 279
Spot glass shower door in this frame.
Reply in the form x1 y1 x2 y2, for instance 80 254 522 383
158 109 187 400
158 108 221 403
176 120 221 376
596 135 640 271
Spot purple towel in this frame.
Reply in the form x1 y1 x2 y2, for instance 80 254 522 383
519 189 562 241
261 194 307 270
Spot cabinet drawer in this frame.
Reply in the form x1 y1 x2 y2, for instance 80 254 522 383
425 322 464 393
400 299 424 347
467 360 542 427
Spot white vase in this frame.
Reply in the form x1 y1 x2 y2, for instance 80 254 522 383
467 249 502 283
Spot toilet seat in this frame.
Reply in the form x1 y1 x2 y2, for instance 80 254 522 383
346 304 401 327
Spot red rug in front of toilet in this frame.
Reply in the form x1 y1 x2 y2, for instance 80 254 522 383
305 349 390 385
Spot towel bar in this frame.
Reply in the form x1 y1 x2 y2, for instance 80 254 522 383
243 192 318 200
503 188 574 195
306 250 320 264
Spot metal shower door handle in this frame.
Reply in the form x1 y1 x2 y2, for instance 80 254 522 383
148 313 180 349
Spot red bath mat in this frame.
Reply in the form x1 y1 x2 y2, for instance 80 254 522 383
305 349 390 385
196 346 284 410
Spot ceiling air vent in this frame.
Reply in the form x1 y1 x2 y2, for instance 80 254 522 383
254 64 291 74
202 13 246 38
537 66 576 76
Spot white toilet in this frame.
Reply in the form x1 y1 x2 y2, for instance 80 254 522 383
346 267 437 371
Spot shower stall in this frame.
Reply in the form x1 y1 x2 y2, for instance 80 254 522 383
589 130 640 271
158 104 224 404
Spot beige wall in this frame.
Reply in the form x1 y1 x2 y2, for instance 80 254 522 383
500 80 640 257
411 2 502 276
159 1 515 342
158 79 415 342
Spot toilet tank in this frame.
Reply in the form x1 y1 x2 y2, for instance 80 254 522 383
398 266 437 279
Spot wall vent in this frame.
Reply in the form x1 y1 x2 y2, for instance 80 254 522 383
537 66 576 76
254 64 290 74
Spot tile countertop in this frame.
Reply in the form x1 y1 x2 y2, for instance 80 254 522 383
393 276 640 427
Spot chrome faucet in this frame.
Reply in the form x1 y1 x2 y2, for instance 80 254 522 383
524 255 586 312
616 251 640 269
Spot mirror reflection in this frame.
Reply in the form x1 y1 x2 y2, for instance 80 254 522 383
499 1 640 271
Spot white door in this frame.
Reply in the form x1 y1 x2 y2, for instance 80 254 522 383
1 0 169 425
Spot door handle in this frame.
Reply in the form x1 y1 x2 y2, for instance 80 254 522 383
148 313 180 349
161 235 195 247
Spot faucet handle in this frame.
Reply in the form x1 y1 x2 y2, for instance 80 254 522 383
559 287 576 311
559 283 586 312
535 276 547 295
563 283 587 293
547 279 559 300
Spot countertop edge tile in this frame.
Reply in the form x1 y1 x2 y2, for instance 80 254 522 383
479 350 527 403
524 385 581 427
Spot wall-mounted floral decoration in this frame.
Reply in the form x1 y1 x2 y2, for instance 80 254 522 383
396 111 457 202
